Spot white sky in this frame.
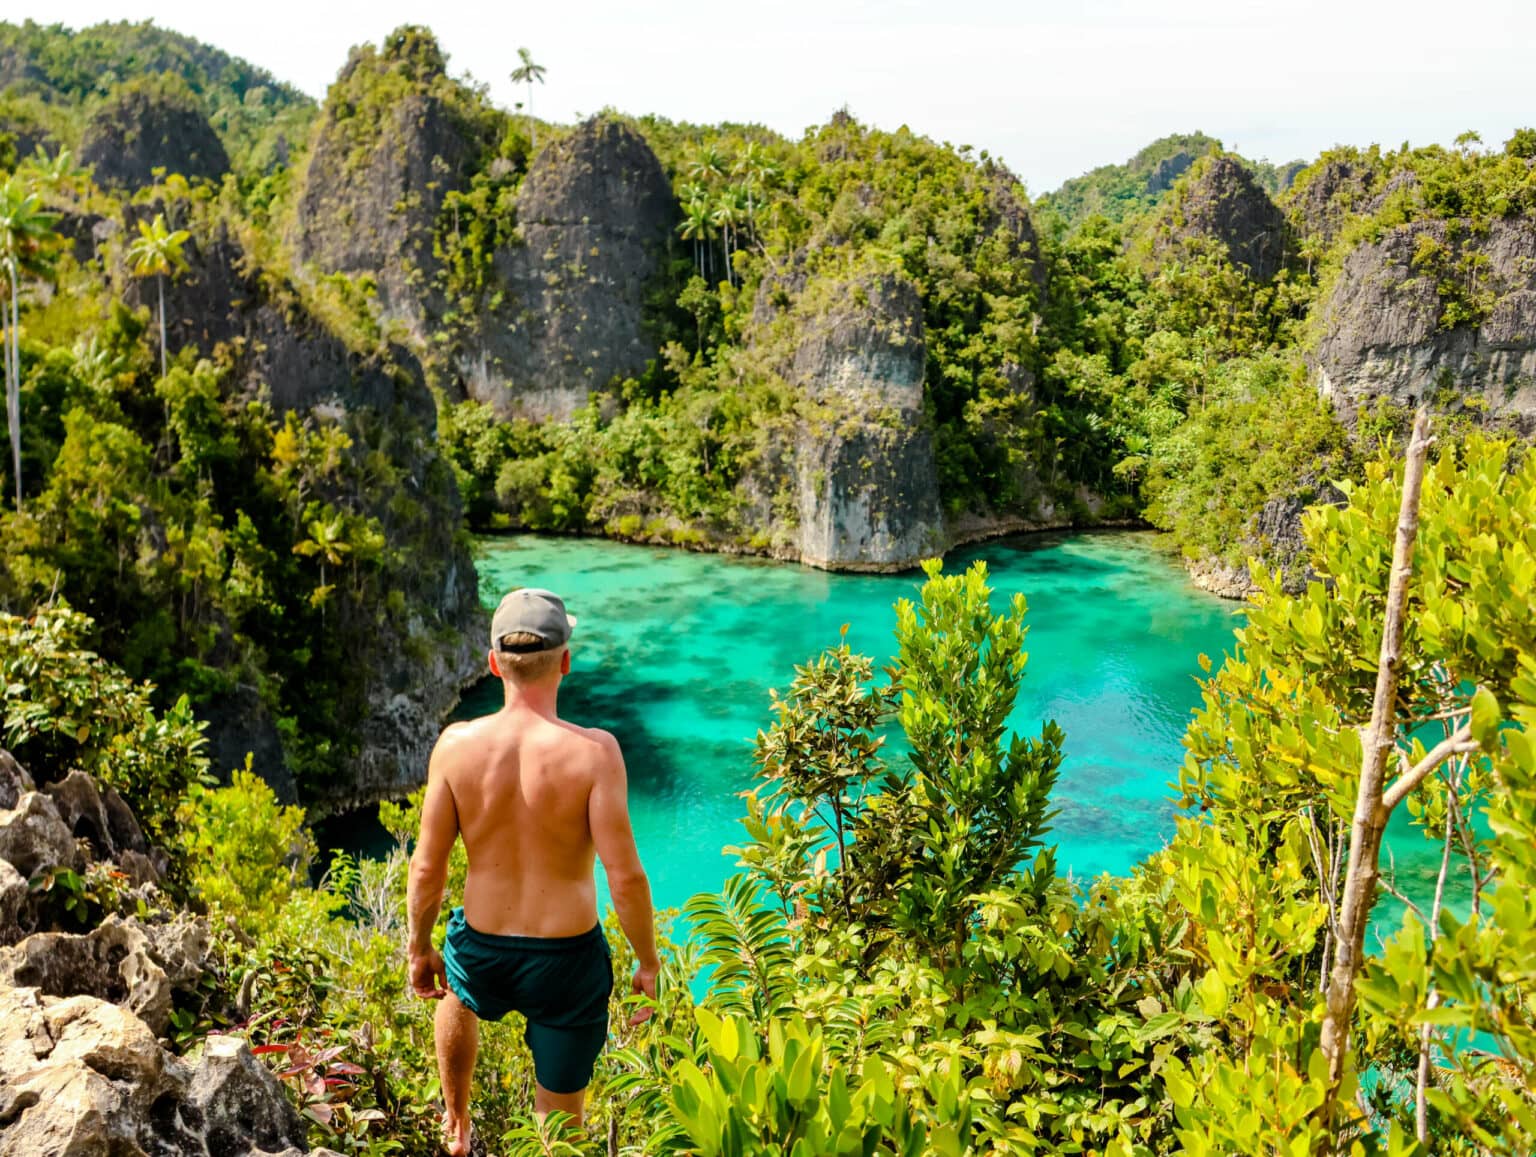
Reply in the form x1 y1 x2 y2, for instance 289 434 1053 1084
10 0 1532 192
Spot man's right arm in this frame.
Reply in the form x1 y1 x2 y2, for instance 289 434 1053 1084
588 731 660 1022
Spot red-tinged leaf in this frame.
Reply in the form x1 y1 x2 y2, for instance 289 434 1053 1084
314 1046 345 1064
250 1045 289 1056
328 1062 366 1075
303 1104 335 1128
276 1064 308 1079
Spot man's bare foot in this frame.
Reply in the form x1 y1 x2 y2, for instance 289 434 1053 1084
442 1111 472 1157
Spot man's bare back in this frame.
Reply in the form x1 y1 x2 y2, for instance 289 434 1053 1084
433 709 625 939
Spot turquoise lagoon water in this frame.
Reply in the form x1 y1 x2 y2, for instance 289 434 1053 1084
446 530 1241 912
318 528 1453 932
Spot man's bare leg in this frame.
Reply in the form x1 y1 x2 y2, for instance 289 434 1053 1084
435 993 478 1155
534 1083 586 1129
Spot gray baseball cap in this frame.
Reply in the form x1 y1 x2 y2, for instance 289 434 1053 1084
490 588 577 652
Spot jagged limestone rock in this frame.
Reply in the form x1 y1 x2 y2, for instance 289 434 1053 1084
1314 217 1536 432
1284 156 1382 247
115 214 482 808
0 917 180 1034
1148 154 1288 281
0 751 32 811
0 792 80 878
0 987 305 1157
42 770 150 866
292 27 495 334
78 76 229 192
461 117 678 420
188 1035 310 1156
0 861 24 948
757 267 944 571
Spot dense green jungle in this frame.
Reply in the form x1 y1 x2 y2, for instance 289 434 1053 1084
1 17 1534 1156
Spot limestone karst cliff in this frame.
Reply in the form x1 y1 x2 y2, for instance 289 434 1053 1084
771 267 945 570
1314 217 1536 433
460 117 678 420
79 76 229 192
292 27 496 335
113 208 482 809
1146 154 1289 281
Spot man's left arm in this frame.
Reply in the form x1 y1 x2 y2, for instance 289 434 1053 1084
407 732 460 999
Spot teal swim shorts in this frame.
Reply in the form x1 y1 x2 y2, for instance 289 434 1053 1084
442 908 613 1094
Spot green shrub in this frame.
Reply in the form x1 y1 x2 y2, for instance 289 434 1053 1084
176 765 314 929
0 604 207 845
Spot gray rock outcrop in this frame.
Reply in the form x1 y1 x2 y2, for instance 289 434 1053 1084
1153 155 1289 281
460 117 679 420
0 791 81 879
0 916 187 1035
78 77 229 192
0 987 306 1157
0 764 313 1155
765 267 944 571
0 754 171 945
1285 156 1381 247
1314 217 1536 432
292 29 493 334
116 215 483 807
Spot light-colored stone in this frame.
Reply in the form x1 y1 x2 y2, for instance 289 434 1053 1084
0 985 53 1080
0 792 80 877
0 860 26 946
0 987 312 1156
43 994 171 1090
0 917 173 1034
0 1061 121 1157
1314 216 1536 433
1186 557 1256 601
188 1034 307 1156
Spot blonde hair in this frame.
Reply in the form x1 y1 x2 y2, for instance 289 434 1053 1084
496 631 566 684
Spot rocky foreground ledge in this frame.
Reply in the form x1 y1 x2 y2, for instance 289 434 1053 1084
0 752 337 1157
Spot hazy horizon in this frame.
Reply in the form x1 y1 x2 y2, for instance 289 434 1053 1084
5 0 1530 192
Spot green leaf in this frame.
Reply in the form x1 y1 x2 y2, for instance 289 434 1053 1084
1470 685 1501 748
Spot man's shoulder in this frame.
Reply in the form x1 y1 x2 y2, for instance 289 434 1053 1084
555 720 621 764
431 718 488 763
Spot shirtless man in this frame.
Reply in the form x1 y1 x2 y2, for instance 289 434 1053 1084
406 588 660 1153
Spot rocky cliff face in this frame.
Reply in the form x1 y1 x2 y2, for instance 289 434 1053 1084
1153 155 1289 280
460 117 678 420
79 79 229 192
756 268 945 571
117 212 482 809
1284 156 1381 247
0 754 326 1156
292 30 493 334
1314 217 1536 433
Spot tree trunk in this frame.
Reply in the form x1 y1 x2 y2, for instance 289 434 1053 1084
6 270 19 512
158 275 167 380
1319 408 1433 1106
1415 782 1457 1141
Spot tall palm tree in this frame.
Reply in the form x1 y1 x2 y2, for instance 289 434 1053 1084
293 514 352 619
711 188 748 288
127 214 190 380
0 177 56 511
510 48 547 150
677 199 714 279
688 145 727 186
734 144 780 236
